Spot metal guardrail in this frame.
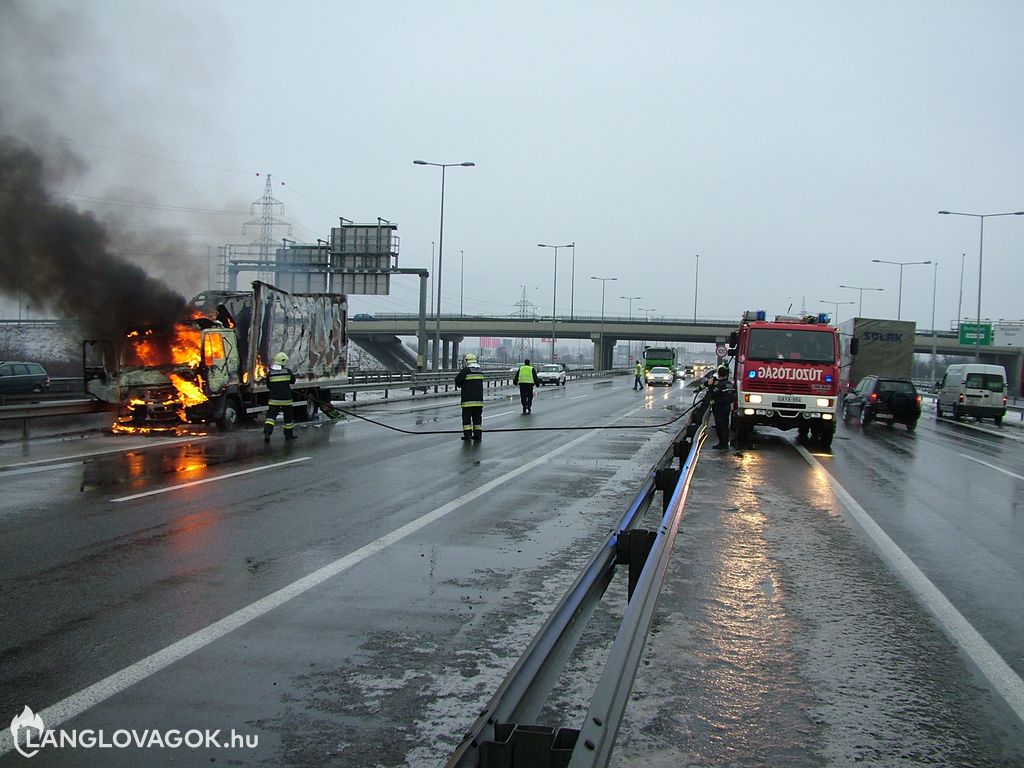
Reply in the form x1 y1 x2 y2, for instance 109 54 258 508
446 399 710 767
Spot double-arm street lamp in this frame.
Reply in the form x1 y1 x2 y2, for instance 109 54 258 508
538 242 573 362
871 259 931 320
938 209 1024 360
591 276 617 370
413 159 475 369
838 284 884 317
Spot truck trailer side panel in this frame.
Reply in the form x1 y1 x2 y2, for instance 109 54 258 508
839 317 916 391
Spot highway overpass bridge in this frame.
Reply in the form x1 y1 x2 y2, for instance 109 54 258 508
349 313 1024 384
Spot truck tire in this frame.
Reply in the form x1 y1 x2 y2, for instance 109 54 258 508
217 397 241 432
820 424 835 451
935 399 942 417
994 414 1003 426
293 390 320 422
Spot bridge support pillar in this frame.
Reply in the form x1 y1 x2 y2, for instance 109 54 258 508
451 339 460 366
591 335 617 371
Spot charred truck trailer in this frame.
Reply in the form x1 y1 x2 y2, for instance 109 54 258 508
837 317 916 391
86 282 347 432
728 311 845 450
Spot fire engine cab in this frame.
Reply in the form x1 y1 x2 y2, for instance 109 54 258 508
728 310 845 451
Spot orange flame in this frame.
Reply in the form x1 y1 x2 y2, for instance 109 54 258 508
117 318 213 434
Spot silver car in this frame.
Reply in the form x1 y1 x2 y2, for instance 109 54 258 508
536 363 566 386
645 366 675 386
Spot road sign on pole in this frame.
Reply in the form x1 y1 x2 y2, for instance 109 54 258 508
958 322 992 346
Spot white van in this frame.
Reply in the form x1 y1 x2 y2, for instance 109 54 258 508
936 363 1008 425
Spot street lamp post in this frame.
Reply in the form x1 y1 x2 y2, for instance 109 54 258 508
838 284 884 317
569 242 576 319
693 254 699 322
930 262 939 384
819 300 854 326
621 295 641 362
538 243 573 362
460 249 464 317
638 307 654 356
871 259 932 320
939 210 1024 361
413 159 475 370
591 276 617 370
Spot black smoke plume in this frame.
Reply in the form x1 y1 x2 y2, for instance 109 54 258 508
0 135 188 342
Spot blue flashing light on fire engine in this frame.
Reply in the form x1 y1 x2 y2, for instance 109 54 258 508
825 374 833 383
748 370 757 379
818 312 830 323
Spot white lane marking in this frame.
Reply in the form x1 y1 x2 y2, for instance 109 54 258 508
570 394 588 400
111 457 311 502
485 409 518 420
0 435 211 470
0 426 606 757
959 453 1024 481
795 443 1024 725
2 461 82 477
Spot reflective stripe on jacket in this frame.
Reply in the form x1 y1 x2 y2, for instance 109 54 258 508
455 364 485 408
267 365 295 405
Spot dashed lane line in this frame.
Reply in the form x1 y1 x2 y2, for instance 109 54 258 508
111 457 312 502
795 443 1024 725
959 453 1024 481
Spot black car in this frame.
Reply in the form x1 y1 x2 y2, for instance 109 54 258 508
842 376 921 432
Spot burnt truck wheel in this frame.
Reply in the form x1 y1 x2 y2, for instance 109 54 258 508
293 390 320 422
217 397 241 431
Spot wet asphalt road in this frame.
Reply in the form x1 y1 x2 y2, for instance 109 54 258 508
1 381 1022 766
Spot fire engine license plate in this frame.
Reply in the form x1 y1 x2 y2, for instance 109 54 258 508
876 413 893 419
775 395 800 402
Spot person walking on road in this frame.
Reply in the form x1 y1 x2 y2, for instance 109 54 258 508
514 358 537 413
264 352 298 442
633 360 645 390
455 353 485 441
707 364 735 449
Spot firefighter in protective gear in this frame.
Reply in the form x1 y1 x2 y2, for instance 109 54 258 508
264 352 297 442
513 358 537 413
708 364 734 449
633 361 645 390
454 353 484 440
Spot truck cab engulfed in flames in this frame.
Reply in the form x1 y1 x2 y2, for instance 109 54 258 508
85 282 348 434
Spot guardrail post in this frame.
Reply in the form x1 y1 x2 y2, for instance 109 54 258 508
615 529 657 603
654 466 680 513
22 417 29 441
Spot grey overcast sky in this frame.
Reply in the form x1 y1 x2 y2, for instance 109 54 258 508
2 0 1023 330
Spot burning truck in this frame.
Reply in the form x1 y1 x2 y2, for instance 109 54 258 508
85 282 348 432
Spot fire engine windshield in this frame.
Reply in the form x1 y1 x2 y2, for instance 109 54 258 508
747 328 835 363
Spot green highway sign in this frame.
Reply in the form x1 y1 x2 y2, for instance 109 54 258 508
958 322 993 346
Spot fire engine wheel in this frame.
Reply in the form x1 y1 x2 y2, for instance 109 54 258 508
819 426 834 451
216 397 241 432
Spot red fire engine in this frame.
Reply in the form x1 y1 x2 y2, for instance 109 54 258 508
728 310 845 450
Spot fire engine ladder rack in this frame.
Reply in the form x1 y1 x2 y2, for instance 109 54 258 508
445 404 712 768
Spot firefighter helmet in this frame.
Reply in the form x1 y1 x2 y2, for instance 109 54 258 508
274 352 289 365
464 353 477 364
